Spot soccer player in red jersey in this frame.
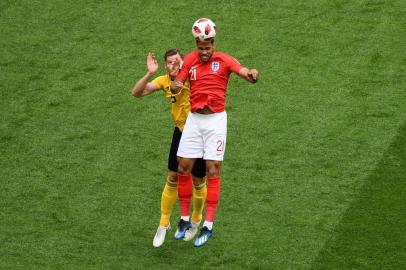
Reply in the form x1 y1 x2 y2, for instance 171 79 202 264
171 23 259 247
131 49 207 247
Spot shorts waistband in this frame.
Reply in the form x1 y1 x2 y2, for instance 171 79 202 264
195 107 216 114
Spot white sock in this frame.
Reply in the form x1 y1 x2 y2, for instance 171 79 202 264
203 221 213 230
181 216 190 222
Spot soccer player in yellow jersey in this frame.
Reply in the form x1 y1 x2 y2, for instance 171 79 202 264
131 49 207 247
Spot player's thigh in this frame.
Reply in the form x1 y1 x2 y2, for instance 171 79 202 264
203 112 227 161
167 127 182 172
177 113 204 159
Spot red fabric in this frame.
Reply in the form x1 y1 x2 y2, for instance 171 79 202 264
205 176 221 222
177 173 192 216
177 51 243 112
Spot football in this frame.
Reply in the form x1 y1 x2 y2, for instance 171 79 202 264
192 18 216 41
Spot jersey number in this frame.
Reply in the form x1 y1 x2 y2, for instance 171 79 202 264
189 68 197 80
216 140 225 152
171 95 177 103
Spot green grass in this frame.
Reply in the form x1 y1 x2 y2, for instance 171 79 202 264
1 0 406 269
312 122 406 269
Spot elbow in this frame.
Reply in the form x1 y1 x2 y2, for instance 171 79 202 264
131 89 142 97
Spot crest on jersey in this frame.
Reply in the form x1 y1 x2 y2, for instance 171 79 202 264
211 62 220 72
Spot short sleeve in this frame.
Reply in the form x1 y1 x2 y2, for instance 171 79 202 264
152 75 165 90
225 54 243 74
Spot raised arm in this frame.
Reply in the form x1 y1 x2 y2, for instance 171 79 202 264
170 55 185 94
131 52 160 97
237 67 259 83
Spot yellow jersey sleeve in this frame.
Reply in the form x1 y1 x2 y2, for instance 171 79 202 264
151 75 167 90
150 75 191 132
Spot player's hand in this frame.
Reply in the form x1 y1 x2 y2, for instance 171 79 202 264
171 79 184 94
172 55 182 73
172 79 184 89
147 52 158 74
247 69 258 83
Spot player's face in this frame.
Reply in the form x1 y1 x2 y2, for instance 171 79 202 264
196 40 215 62
165 54 181 78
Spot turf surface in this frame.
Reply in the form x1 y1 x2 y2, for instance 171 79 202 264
1 0 405 269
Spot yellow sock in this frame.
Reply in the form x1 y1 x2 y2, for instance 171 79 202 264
159 178 178 227
191 179 207 224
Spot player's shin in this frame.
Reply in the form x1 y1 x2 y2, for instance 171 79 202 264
204 176 220 229
191 177 207 224
177 173 193 219
160 177 178 227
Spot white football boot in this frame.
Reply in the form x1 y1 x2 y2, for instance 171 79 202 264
183 221 200 241
153 224 171 247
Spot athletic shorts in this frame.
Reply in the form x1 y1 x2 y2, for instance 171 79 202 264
177 111 227 161
168 127 206 178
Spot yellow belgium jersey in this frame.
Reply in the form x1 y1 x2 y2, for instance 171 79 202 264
152 75 191 131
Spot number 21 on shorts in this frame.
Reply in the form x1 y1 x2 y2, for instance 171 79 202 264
216 139 225 154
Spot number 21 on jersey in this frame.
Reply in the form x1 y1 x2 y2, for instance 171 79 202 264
189 67 197 80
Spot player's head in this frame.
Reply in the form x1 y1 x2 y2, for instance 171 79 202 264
195 38 215 63
164 48 183 78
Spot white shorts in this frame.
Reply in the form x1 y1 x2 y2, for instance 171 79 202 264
177 111 227 161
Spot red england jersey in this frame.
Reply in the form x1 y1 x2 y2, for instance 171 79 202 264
177 51 243 112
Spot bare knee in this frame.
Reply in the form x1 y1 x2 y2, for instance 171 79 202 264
177 157 195 174
192 176 206 186
167 171 177 184
206 161 221 177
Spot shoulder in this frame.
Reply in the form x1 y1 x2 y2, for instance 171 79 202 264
152 74 169 88
179 51 199 73
215 51 233 59
184 51 199 63
152 74 168 82
214 52 241 65
186 50 199 58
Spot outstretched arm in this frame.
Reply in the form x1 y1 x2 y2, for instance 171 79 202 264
131 52 160 97
237 67 259 83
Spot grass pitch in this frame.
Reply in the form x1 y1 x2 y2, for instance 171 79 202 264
1 0 405 269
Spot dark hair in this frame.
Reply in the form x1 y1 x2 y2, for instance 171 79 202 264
164 48 183 61
195 38 215 44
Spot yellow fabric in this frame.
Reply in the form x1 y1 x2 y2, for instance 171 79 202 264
191 180 207 224
152 75 191 131
159 180 178 227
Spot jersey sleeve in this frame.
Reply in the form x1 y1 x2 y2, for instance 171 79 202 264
225 54 243 74
151 75 165 90
176 53 193 82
